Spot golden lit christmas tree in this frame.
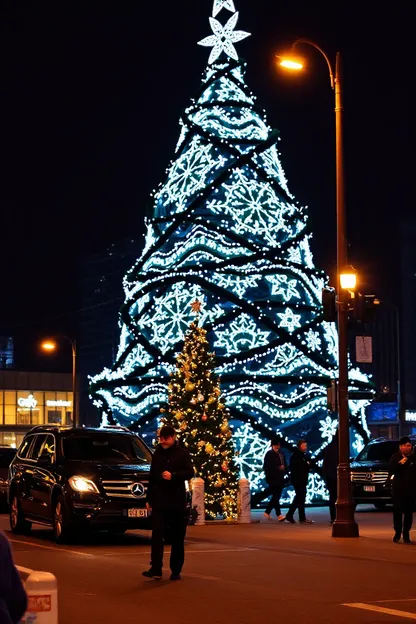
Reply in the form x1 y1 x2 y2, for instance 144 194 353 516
161 300 238 519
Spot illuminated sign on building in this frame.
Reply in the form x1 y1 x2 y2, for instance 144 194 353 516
17 394 37 409
46 400 71 408
405 411 416 422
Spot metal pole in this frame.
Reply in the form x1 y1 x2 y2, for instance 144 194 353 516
332 52 359 537
72 340 77 428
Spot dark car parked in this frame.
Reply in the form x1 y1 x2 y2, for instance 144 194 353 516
8 425 156 542
351 436 416 509
0 447 17 511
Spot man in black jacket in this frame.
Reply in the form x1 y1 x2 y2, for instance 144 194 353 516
263 437 286 521
389 436 416 544
142 425 194 581
0 531 27 624
286 439 314 524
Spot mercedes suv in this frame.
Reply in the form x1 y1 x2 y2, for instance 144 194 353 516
8 425 154 542
351 436 416 509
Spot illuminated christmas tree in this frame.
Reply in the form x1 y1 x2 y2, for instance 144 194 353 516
90 0 371 502
162 299 238 518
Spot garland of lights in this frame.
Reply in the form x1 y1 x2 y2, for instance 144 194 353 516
90 0 373 503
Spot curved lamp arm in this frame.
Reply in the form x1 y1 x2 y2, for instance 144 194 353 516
292 38 335 90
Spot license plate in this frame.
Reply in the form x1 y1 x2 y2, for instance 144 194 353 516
127 508 148 518
364 486 375 492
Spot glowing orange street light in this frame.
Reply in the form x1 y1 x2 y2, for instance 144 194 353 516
278 55 304 71
277 39 358 538
40 336 77 427
40 340 57 352
340 267 357 291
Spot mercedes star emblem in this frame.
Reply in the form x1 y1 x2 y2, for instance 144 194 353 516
131 482 145 497
365 473 373 481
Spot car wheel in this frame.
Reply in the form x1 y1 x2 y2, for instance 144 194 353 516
10 495 32 535
53 495 73 544
374 502 387 510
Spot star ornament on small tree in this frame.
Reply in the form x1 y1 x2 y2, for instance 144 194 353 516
191 299 202 314
212 0 236 18
198 12 250 65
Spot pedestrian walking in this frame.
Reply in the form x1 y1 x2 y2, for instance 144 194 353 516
142 425 194 581
263 437 286 522
0 531 27 624
389 436 416 544
323 432 339 524
286 439 314 524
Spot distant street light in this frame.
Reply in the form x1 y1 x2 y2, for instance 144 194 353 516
278 39 359 537
340 266 357 291
40 336 77 428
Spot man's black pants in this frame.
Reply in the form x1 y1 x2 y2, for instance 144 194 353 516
265 483 284 516
151 509 187 575
326 477 337 523
286 484 307 522
393 495 414 538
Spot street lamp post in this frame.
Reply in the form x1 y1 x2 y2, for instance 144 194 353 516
279 40 359 537
41 336 78 428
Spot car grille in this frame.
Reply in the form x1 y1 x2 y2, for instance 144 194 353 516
351 471 389 483
101 480 148 499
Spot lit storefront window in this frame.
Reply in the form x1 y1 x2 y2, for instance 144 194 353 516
0 390 73 431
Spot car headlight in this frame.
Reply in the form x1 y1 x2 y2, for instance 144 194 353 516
68 476 99 493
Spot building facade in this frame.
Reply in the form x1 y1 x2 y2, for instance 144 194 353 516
401 219 416 433
0 370 73 447
78 237 139 426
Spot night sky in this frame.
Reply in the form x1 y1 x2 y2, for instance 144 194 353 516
0 0 411 371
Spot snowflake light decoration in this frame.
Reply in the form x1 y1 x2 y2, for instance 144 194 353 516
305 328 321 352
138 284 223 353
214 313 270 354
319 416 338 442
277 308 301 334
198 13 250 65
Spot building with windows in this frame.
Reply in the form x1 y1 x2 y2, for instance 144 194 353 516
78 237 139 425
401 219 416 433
0 336 14 369
0 370 73 447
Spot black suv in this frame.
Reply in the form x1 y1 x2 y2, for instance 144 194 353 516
351 436 416 509
8 425 154 542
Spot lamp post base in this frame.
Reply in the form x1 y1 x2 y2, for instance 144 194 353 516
332 519 359 538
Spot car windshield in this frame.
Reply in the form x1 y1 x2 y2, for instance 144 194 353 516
356 441 399 462
62 434 152 463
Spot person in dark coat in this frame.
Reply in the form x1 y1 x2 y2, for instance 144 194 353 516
286 439 314 524
142 425 194 581
389 436 416 544
0 531 27 624
263 437 286 522
323 432 339 524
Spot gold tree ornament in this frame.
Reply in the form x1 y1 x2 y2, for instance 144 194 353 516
185 381 195 392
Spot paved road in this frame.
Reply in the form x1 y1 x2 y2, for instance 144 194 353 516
3 506 416 624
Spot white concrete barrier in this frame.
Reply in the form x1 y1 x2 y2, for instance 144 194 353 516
17 567 58 624
191 477 205 525
238 477 251 523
